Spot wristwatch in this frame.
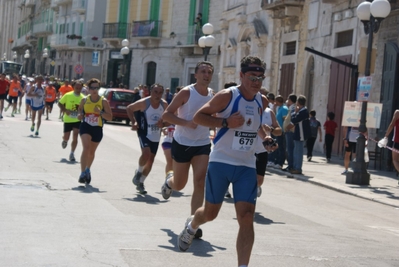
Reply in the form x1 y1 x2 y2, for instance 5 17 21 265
222 118 228 128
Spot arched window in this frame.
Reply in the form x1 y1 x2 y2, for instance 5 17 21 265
146 61 157 86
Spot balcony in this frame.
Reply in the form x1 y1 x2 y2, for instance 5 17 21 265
261 0 304 17
102 23 130 41
131 20 162 45
72 0 86 14
50 34 68 48
261 0 305 9
25 0 36 7
32 22 53 36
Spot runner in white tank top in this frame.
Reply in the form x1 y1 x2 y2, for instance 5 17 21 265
161 61 215 240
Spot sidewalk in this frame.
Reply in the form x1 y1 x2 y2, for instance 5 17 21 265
267 152 399 208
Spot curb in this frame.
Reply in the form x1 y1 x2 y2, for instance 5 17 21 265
267 168 399 209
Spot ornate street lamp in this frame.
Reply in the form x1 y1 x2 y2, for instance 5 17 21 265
120 39 130 87
12 51 17 62
24 50 30 76
42 48 49 75
347 0 391 185
198 23 215 61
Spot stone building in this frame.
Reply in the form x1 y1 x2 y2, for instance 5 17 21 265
102 0 223 91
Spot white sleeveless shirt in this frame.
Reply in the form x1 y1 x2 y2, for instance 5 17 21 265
31 85 45 108
210 87 263 168
143 99 165 142
173 84 213 146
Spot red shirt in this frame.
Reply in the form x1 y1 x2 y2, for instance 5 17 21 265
324 120 338 136
0 79 9 94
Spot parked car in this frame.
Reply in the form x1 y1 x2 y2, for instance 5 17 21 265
103 88 137 125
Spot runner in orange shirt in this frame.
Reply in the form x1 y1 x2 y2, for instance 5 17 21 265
0 73 10 119
58 80 73 119
5 75 22 117
45 82 57 120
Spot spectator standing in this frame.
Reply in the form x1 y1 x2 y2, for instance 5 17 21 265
307 110 322 161
271 95 288 169
323 111 338 162
282 94 297 172
342 127 358 174
286 95 310 174
164 88 173 104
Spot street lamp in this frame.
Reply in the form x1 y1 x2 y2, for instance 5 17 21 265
347 0 391 185
2 53 7 61
12 52 17 62
24 50 30 76
42 48 49 75
120 39 130 87
198 23 215 61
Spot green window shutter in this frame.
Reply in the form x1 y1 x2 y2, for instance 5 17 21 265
38 38 43 51
80 22 83 36
18 28 21 38
201 0 209 24
150 0 160 37
188 0 196 44
118 0 129 23
72 22 75 34
56 22 58 34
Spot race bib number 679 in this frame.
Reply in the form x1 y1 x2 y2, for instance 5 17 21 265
232 131 257 151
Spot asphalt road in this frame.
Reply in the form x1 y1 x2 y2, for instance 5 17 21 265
0 107 398 267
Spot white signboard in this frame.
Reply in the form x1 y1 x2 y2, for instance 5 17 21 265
342 101 382 129
110 51 123 59
92 51 99 66
356 76 372 101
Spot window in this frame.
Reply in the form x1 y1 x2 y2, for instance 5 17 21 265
284 41 296 56
336 30 353 48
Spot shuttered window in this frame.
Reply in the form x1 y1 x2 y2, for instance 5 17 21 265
336 30 353 48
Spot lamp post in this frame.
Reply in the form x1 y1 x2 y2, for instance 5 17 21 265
24 50 30 76
120 39 130 87
346 0 391 185
42 48 49 75
198 23 215 61
12 52 17 62
2 53 7 61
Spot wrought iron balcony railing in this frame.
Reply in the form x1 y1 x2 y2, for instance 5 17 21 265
102 23 130 39
132 20 162 38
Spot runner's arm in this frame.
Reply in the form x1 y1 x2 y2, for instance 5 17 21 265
385 110 399 138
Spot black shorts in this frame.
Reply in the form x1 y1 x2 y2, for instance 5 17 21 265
255 151 269 176
64 121 81 133
0 93 6 100
345 141 357 153
394 142 399 150
45 101 55 109
138 134 160 155
8 96 18 103
79 122 103 143
171 138 211 163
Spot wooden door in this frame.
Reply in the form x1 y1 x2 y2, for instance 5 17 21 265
327 55 353 156
379 42 399 170
279 63 295 99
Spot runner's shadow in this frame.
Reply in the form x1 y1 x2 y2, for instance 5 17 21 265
71 185 106 193
55 158 78 165
124 194 163 205
254 212 285 225
159 229 226 257
27 135 41 139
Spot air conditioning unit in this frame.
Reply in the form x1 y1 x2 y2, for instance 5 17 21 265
334 13 342 21
344 10 353 19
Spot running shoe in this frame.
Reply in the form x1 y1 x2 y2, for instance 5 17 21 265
11 113 14 117
184 216 202 239
341 169 348 175
78 172 87 184
136 183 147 194
178 217 196 252
45 117 49 120
69 153 76 162
35 131 39 136
25 117 28 121
0 114 3 119
18 108 20 114
257 186 262 198
62 140 68 149
30 124 35 132
161 178 173 199
85 169 91 184
132 170 142 186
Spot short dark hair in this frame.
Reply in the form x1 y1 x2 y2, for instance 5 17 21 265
240 55 266 71
310 110 316 116
86 78 101 87
150 83 164 91
327 111 335 120
175 86 183 93
267 93 275 101
224 81 237 89
195 61 214 74
275 95 284 103
297 95 306 106
288 94 297 103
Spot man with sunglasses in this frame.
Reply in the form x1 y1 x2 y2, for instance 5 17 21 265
177 56 275 267
58 80 84 161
